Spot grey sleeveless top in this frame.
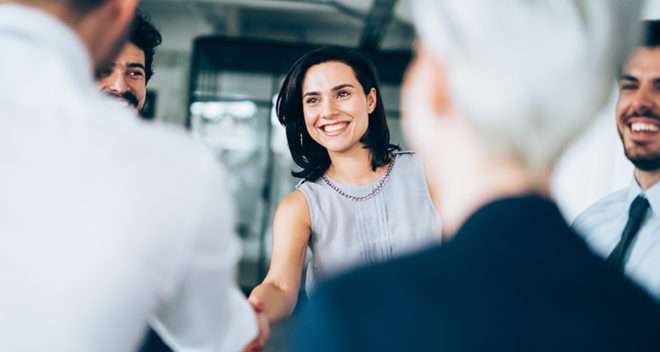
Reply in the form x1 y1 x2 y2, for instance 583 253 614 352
296 151 441 293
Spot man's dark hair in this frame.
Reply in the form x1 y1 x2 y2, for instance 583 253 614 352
130 11 162 82
276 46 399 181
71 0 104 9
641 20 660 47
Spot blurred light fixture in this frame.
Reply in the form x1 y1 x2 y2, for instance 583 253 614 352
190 100 259 151
190 100 257 120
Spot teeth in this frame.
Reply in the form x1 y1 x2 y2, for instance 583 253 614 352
323 122 348 133
631 122 659 132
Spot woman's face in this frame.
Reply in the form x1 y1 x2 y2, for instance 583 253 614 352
301 61 376 155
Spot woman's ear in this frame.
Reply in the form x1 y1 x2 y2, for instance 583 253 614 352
367 87 377 115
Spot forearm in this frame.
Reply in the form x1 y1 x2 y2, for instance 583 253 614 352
249 282 298 323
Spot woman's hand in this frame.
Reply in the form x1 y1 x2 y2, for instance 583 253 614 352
243 299 271 352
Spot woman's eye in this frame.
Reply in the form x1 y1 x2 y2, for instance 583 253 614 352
305 97 318 104
337 90 350 98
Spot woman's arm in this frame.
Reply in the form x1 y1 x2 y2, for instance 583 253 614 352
249 190 311 323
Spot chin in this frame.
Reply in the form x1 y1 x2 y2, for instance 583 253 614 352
323 145 354 154
315 137 358 154
628 155 660 171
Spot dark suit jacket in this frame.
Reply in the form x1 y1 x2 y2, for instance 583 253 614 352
292 195 660 351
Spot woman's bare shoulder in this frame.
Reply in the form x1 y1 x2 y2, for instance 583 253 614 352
275 190 311 225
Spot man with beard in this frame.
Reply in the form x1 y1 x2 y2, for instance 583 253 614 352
0 0 257 351
96 10 160 115
574 20 660 301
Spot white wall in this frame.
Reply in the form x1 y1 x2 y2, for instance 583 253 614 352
551 93 632 221
140 2 216 125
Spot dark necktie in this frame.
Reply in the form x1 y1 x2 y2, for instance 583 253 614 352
607 195 650 270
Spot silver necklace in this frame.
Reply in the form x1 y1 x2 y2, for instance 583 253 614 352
321 155 396 202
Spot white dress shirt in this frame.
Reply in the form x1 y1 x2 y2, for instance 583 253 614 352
0 4 256 351
573 179 660 301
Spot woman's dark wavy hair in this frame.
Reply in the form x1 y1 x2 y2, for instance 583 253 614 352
276 47 399 181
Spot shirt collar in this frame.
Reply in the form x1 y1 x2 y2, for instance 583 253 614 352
627 177 660 217
0 4 93 85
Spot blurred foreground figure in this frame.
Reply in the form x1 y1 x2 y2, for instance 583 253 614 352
574 20 660 300
293 1 660 351
0 1 256 351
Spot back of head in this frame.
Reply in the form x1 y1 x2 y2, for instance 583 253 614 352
8 0 139 70
411 0 642 174
11 0 105 13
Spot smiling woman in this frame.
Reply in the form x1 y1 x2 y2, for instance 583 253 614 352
245 47 441 350
278 47 398 181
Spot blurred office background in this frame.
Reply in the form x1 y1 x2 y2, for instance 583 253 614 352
134 0 660 350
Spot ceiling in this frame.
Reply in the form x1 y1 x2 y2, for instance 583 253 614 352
140 0 415 51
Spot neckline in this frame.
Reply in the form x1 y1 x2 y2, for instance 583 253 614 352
627 178 660 218
322 153 399 191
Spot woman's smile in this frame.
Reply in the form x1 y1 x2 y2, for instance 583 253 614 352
319 121 351 136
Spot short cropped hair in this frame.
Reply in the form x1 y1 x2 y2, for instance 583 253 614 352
641 20 660 47
129 11 162 82
276 47 399 181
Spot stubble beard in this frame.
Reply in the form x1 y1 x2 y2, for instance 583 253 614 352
619 125 660 171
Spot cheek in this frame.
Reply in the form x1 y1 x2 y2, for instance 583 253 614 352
96 78 112 90
352 104 370 129
134 82 147 96
358 113 369 131
303 113 317 133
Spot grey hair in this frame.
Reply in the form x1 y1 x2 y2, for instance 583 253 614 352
411 0 642 175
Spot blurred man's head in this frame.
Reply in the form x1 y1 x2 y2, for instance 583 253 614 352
403 0 641 233
9 0 140 71
96 11 162 112
616 20 660 173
